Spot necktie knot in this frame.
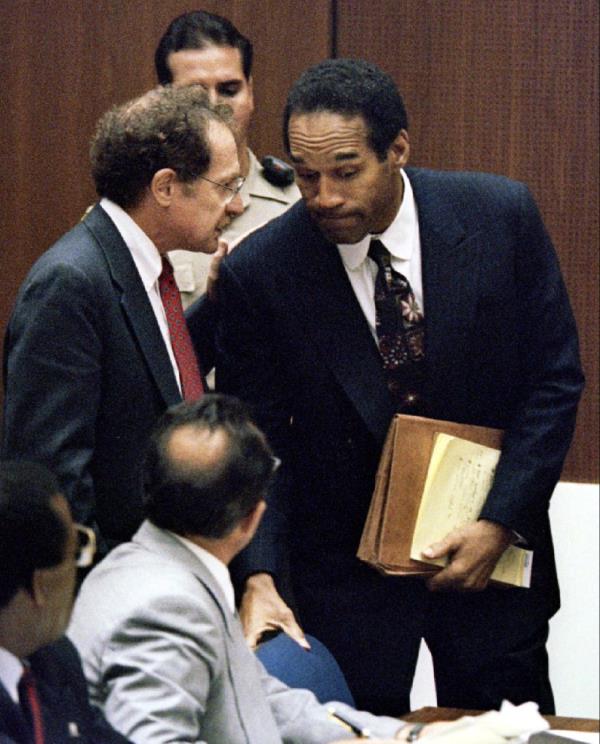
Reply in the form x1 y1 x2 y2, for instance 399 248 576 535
368 238 390 268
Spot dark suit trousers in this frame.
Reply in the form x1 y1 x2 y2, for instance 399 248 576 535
295 567 554 717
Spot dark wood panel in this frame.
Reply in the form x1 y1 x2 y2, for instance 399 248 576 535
0 0 329 399
337 0 599 482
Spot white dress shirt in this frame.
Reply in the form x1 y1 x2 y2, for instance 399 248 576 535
169 532 236 615
0 646 24 704
99 198 182 394
337 169 423 341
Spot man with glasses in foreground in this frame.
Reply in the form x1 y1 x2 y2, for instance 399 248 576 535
2 84 242 559
0 460 131 743
69 395 439 743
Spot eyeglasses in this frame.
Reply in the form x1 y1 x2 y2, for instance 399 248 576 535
74 524 96 568
197 175 245 204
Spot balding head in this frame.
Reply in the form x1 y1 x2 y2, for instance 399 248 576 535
143 395 276 539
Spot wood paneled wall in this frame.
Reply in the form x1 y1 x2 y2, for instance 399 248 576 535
1 1 597 481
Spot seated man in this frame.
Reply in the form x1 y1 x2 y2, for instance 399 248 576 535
68 396 435 743
0 461 130 743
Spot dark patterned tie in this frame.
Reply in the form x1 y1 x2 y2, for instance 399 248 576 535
18 668 46 744
159 257 204 400
368 238 426 413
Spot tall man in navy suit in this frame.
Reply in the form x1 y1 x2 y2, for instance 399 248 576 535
2 84 243 553
0 461 131 743
209 59 584 715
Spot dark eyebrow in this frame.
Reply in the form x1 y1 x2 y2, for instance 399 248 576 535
334 152 359 162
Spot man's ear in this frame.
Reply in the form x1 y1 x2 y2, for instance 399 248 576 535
240 499 267 542
29 569 48 609
151 168 178 207
389 128 410 169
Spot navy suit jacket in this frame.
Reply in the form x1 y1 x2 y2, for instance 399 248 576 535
211 168 584 621
0 637 130 743
2 205 184 546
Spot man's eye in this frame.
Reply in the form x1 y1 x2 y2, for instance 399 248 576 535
296 171 318 182
339 170 358 179
218 85 241 97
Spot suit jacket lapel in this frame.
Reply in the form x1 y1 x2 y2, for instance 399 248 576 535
407 168 482 414
290 213 395 443
83 204 181 407
0 683 30 742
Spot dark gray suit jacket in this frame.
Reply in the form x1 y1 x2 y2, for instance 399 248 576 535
0 637 130 744
211 168 584 621
2 205 184 545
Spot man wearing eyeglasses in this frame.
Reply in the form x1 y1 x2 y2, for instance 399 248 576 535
2 84 242 558
0 460 131 743
155 10 301 308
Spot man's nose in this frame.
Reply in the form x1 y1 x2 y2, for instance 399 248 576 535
314 177 344 210
226 192 244 216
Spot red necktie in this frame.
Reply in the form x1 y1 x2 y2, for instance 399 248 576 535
158 257 204 400
18 668 46 744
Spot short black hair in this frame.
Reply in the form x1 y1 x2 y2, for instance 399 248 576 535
143 395 274 539
90 84 231 210
0 461 66 608
283 58 408 160
155 10 253 84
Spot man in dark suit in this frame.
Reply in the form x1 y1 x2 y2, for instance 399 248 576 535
208 59 584 715
2 84 242 552
0 460 130 743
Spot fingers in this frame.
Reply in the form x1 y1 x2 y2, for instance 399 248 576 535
239 573 310 650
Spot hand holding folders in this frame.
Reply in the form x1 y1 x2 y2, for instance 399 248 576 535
357 415 533 588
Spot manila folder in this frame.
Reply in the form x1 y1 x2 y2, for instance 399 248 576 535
357 414 503 576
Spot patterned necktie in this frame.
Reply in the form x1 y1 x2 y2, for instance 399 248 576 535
158 257 204 400
368 238 426 413
18 668 46 744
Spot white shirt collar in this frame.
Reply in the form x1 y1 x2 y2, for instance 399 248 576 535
168 532 236 615
0 647 24 704
338 169 417 270
99 198 163 292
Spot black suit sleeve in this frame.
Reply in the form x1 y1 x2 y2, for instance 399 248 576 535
479 184 584 541
185 293 218 376
215 258 294 584
2 262 103 536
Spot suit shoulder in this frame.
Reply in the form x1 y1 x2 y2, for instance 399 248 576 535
224 200 315 274
407 168 533 221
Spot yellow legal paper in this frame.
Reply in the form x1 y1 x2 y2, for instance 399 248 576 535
410 433 533 588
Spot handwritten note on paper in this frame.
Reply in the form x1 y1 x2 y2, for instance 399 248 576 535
410 433 533 588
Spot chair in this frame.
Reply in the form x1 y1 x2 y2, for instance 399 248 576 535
256 632 355 706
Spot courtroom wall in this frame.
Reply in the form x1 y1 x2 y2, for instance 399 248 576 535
1 0 597 481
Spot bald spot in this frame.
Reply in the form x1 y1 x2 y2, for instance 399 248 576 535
166 425 230 474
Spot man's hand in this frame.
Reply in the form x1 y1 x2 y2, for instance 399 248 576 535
240 572 310 650
423 519 513 592
206 239 228 302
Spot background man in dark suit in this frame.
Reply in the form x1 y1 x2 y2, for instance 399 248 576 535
209 59 584 715
0 460 130 743
2 84 242 553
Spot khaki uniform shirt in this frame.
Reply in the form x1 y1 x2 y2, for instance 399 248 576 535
169 149 300 308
